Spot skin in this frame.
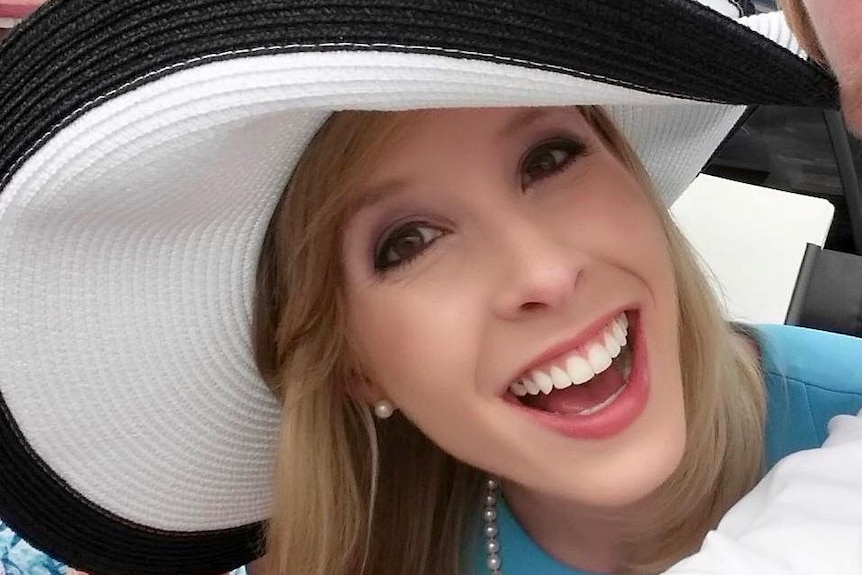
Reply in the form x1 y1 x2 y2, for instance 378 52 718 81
0 0 46 40
795 0 862 133
342 107 687 571
0 0 44 18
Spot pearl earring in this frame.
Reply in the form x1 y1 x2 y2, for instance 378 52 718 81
373 399 395 419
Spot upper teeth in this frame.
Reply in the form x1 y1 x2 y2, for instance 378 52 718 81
510 313 629 397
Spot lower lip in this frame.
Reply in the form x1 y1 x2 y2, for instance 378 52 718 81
0 2 39 20
504 312 650 440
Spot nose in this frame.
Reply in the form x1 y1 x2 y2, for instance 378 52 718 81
489 209 586 320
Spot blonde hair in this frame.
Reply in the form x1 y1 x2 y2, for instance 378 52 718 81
252 107 766 575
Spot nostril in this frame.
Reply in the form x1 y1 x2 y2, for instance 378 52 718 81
520 301 547 312
494 261 583 319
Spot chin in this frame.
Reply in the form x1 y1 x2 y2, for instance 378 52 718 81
566 391 688 509
513 409 687 511
583 435 687 509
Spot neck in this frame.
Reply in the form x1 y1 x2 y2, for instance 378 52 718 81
502 481 653 574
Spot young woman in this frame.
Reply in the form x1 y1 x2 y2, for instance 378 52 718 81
0 1 860 575
254 104 862 575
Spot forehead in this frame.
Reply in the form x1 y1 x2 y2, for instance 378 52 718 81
344 106 604 212
362 106 590 171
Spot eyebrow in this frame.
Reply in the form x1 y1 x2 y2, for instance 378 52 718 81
351 178 411 213
497 107 554 139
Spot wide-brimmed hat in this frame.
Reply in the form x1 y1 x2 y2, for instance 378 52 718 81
0 1 837 574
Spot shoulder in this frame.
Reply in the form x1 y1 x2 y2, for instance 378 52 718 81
756 324 862 391
753 324 862 466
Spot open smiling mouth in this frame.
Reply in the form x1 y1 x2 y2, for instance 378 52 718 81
504 310 650 440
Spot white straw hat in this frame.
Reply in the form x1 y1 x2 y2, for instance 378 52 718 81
0 0 836 573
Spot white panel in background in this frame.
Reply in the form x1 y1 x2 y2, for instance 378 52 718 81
671 174 834 324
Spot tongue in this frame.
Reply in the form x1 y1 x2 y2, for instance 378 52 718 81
528 364 625 414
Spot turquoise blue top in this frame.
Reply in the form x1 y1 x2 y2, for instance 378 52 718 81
470 324 862 575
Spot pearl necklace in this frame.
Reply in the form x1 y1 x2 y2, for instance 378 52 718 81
482 477 503 574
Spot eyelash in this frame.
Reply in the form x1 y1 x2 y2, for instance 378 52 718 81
373 221 447 274
372 136 588 274
519 137 587 189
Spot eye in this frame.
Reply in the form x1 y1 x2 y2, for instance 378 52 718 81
520 137 586 188
374 222 446 273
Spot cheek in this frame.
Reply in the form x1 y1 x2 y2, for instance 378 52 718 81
804 0 862 87
569 179 684 404
560 177 676 299
348 287 483 409
804 0 862 60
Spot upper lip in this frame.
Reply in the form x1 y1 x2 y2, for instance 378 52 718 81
501 306 633 392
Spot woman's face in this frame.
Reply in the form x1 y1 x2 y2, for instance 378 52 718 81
342 107 686 508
